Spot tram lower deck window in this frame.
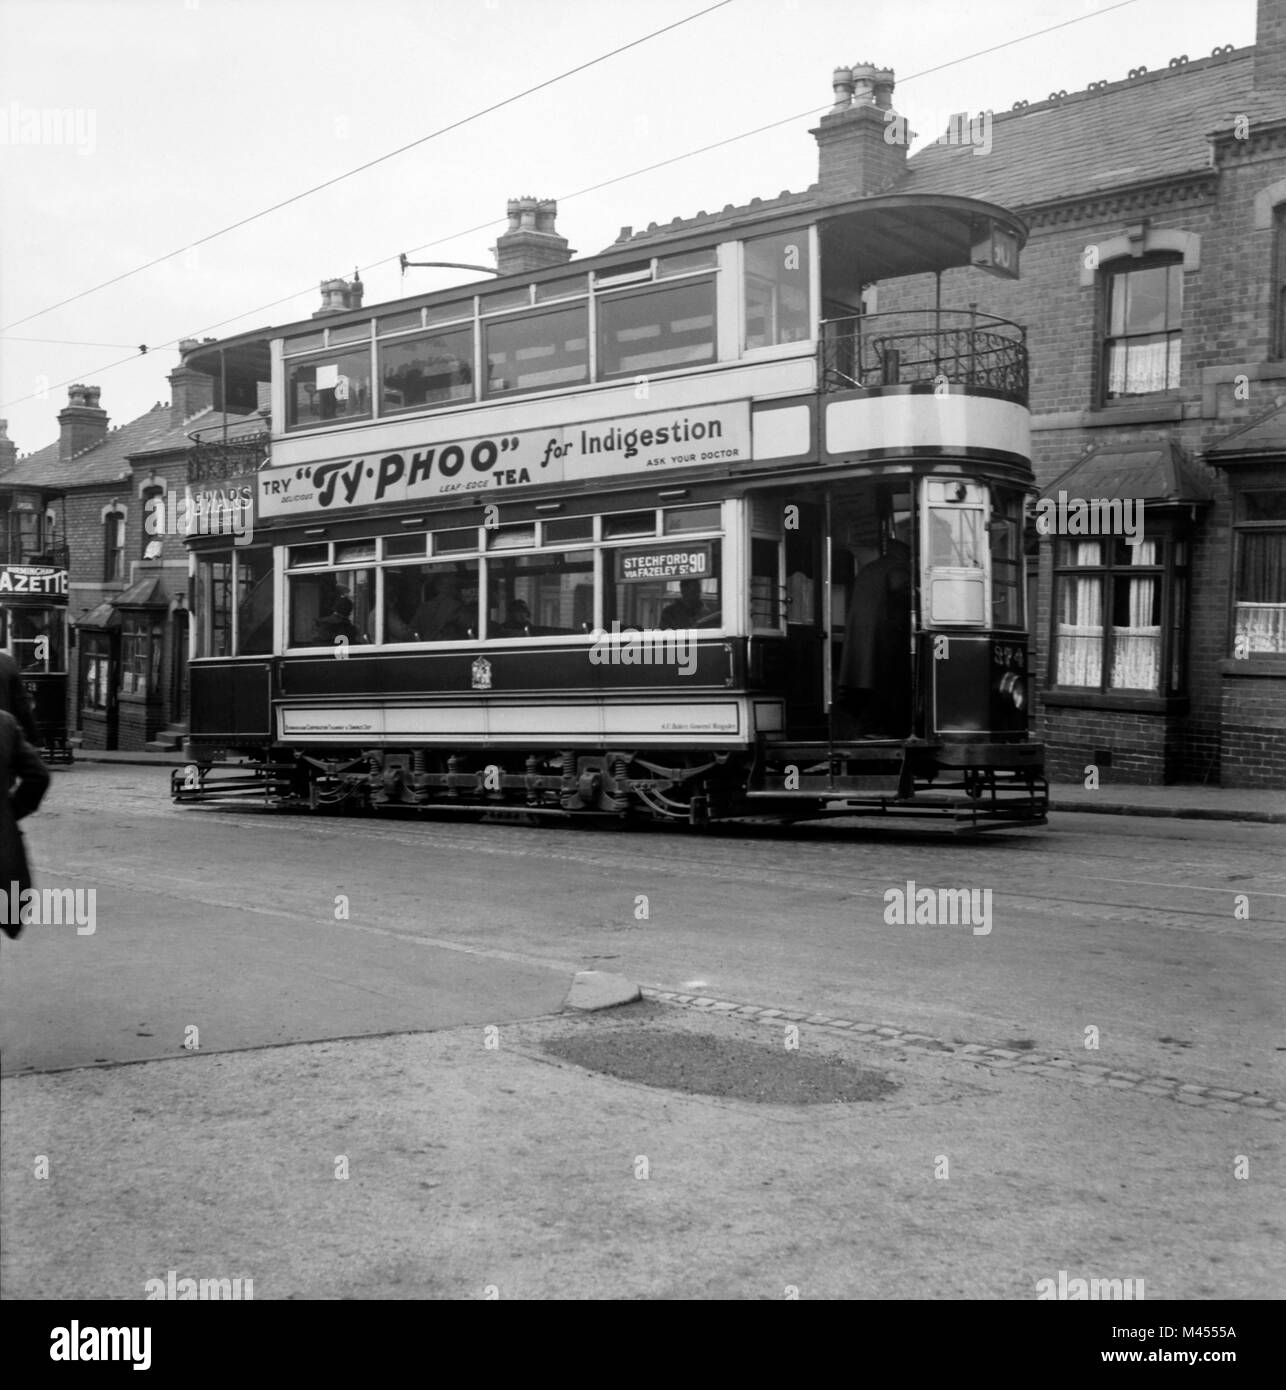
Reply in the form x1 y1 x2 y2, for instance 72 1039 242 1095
289 568 376 647
382 561 479 642
487 551 594 637
606 539 721 631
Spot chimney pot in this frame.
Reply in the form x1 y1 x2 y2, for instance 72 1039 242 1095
494 196 574 276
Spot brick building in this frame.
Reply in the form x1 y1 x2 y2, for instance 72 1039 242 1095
2 360 266 750
868 0 1286 785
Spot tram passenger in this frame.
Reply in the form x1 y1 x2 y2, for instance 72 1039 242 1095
838 526 912 737
659 578 716 629
313 594 367 645
495 598 533 637
414 573 470 640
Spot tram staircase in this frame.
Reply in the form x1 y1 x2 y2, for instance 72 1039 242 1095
145 722 188 753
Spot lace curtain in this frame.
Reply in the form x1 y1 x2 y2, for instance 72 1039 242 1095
1056 542 1102 686
1110 541 1160 690
1057 541 1162 689
1235 531 1286 654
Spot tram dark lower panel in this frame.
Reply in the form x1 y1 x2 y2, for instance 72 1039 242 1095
173 740 1048 832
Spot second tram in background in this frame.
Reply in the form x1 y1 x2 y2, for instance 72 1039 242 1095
173 190 1046 831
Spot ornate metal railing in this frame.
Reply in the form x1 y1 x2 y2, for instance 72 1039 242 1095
820 310 1028 405
0 538 69 569
188 431 270 484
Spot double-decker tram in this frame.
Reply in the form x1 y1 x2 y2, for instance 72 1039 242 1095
0 561 72 762
174 192 1046 830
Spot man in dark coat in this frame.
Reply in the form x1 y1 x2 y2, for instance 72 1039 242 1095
838 537 913 737
0 649 39 745
0 709 51 940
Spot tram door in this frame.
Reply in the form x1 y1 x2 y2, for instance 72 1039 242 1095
826 482 915 741
781 501 827 736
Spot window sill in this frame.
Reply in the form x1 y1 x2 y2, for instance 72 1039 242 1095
1219 658 1286 677
1041 690 1187 714
1085 400 1183 427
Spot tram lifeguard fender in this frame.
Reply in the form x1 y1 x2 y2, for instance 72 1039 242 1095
565 971 642 1012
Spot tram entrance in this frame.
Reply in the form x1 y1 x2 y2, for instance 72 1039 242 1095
768 480 916 745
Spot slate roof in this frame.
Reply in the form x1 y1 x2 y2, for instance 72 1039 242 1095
608 46 1258 254
899 47 1257 209
1205 401 1286 459
1040 440 1213 504
4 405 261 492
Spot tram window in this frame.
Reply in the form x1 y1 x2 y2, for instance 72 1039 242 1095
481 286 533 315
542 516 594 545
378 309 423 335
237 549 274 655
288 568 375 648
750 538 783 628
329 319 371 346
11 605 65 672
288 544 329 568
535 275 588 303
384 533 427 559
662 504 721 534
989 492 1025 629
380 327 473 413
432 528 478 555
597 280 716 377
287 347 373 429
486 523 536 551
335 540 377 564
424 299 473 328
195 555 232 657
284 330 325 355
603 510 656 540
390 562 480 641
606 540 721 631
744 230 811 350
657 248 718 278
485 305 589 396
928 507 984 568
487 551 594 637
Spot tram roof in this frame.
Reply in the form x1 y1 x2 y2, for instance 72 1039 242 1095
181 191 1026 383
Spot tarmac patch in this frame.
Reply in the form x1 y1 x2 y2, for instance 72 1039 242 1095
540 1024 898 1104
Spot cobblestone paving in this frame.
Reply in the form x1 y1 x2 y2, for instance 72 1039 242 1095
640 989 1285 1119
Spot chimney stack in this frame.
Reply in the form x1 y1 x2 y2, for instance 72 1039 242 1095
1255 0 1286 113
0 420 16 475
58 383 109 464
312 271 365 318
169 340 215 426
493 197 574 277
810 61 906 197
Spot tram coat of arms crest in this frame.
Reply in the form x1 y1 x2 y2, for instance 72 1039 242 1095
471 657 492 691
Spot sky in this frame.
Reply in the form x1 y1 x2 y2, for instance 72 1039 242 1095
0 0 1259 454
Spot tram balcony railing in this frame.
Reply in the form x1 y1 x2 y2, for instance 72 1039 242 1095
819 310 1029 406
187 430 271 484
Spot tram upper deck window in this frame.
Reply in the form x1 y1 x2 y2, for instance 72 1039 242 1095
744 230 811 350
597 279 715 378
380 327 473 413
288 567 375 648
287 346 373 429
487 551 594 638
485 304 588 396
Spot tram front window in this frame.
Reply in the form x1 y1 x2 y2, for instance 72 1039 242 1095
11 606 65 672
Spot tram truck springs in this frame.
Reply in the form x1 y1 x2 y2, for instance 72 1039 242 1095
172 192 1047 832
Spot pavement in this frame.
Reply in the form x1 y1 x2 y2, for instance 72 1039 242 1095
61 747 1286 823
